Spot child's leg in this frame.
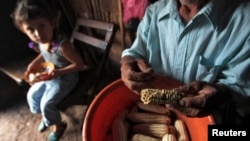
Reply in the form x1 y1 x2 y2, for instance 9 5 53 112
40 79 76 126
27 82 46 113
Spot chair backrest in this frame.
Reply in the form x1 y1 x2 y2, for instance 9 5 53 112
70 18 115 50
70 18 116 75
70 18 116 97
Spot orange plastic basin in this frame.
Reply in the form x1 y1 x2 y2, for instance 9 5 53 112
82 76 215 141
25 62 55 82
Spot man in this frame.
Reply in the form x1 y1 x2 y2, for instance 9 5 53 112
120 0 250 124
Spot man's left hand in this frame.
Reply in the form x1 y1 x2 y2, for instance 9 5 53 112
167 81 231 117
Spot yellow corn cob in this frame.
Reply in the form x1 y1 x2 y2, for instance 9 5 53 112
140 89 185 104
131 134 161 141
136 102 171 115
111 118 128 141
162 133 177 141
133 123 176 138
174 119 190 141
127 112 172 124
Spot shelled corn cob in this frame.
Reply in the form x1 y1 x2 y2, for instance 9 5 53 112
174 119 190 141
127 112 171 124
131 134 161 141
162 133 177 141
111 109 130 141
136 102 171 115
112 118 127 141
133 123 176 138
111 102 190 141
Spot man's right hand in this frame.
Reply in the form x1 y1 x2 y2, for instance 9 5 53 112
120 56 154 94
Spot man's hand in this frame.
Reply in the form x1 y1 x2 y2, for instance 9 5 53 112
167 81 231 117
120 56 154 94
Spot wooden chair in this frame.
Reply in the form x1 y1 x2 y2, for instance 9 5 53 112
0 53 37 85
72 18 116 92
58 18 116 109
70 18 115 76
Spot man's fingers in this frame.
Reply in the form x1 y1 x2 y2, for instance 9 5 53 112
175 82 201 94
125 69 154 82
180 95 207 108
137 60 154 72
136 59 148 69
122 76 154 94
167 105 203 117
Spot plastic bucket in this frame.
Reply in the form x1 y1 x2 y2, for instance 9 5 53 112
82 76 215 141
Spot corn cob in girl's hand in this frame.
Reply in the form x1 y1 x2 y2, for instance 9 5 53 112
140 88 185 105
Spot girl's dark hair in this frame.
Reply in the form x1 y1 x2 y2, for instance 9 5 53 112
12 0 60 30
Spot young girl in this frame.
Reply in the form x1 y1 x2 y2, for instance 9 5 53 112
12 0 86 140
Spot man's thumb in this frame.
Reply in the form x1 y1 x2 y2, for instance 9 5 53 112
137 59 153 73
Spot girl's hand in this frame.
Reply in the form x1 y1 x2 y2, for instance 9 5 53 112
24 63 37 84
24 69 32 84
47 69 59 79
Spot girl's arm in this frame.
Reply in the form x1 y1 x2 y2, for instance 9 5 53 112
52 40 86 77
27 54 44 71
24 53 44 82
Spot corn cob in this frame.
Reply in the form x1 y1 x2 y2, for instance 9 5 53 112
136 102 171 115
131 133 161 141
130 105 139 113
111 118 128 141
127 112 172 124
140 89 185 105
133 123 176 138
117 109 129 120
124 121 130 134
162 133 177 141
174 119 190 141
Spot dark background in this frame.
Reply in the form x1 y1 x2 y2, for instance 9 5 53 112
0 0 31 63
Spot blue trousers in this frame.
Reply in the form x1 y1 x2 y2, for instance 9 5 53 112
27 78 77 126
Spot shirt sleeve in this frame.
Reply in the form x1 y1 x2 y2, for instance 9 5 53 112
220 35 250 90
121 4 154 60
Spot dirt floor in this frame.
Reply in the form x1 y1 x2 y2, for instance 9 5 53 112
0 100 87 141
0 70 119 141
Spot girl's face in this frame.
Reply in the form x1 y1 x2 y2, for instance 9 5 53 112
20 17 55 44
